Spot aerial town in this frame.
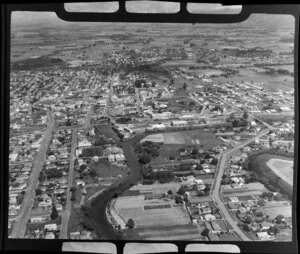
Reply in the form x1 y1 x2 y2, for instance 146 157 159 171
8 12 294 242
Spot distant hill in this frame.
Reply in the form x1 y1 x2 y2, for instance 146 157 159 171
11 56 66 71
236 14 295 30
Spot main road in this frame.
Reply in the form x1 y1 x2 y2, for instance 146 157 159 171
59 128 78 239
211 129 270 241
10 110 55 238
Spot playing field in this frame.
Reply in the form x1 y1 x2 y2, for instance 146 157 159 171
163 132 186 144
140 134 164 143
115 196 191 228
263 205 292 219
266 159 293 186
141 130 219 148
113 188 203 240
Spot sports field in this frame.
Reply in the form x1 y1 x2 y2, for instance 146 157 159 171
114 186 203 240
141 130 219 148
263 205 292 219
115 196 191 228
266 158 293 186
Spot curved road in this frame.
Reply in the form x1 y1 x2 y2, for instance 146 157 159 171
211 129 269 241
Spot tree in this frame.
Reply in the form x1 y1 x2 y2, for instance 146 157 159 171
35 188 42 196
175 195 183 204
138 153 151 164
275 215 285 224
268 225 280 235
126 218 135 229
211 157 218 166
197 190 205 197
50 204 58 220
257 199 266 207
79 164 87 172
242 224 250 232
204 184 211 193
167 190 173 195
255 210 264 217
70 189 76 201
201 228 210 237
16 194 24 205
80 220 94 231
245 215 253 224
196 164 203 171
89 168 97 177
177 186 187 196
80 205 90 216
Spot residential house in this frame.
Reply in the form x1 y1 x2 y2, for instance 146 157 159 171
56 203 63 212
44 223 57 231
70 231 80 239
204 214 216 221
260 221 273 230
204 221 213 232
76 179 86 187
228 196 239 203
78 139 92 147
201 207 212 214
115 154 125 161
108 154 115 162
227 202 240 210
238 207 247 214
9 208 17 216
211 221 222 233
256 232 270 240
208 233 219 241
45 232 55 239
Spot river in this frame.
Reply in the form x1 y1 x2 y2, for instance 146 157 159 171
89 136 142 240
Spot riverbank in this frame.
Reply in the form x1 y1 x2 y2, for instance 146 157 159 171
88 135 143 240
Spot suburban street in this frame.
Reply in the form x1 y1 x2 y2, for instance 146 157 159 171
10 111 55 238
59 128 78 239
211 129 270 241
85 73 99 129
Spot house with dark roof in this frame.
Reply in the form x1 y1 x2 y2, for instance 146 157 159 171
208 233 219 241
